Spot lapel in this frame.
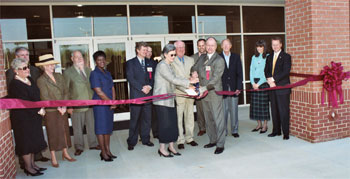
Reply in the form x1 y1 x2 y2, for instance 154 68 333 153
134 57 144 72
43 73 60 89
275 51 283 71
229 54 235 70
206 52 217 66
71 66 86 82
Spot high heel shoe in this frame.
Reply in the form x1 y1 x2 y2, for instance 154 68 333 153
167 148 181 156
252 127 262 132
34 167 47 172
158 150 173 158
51 160 59 168
62 154 76 162
108 153 117 159
260 127 268 134
24 168 43 176
100 153 113 162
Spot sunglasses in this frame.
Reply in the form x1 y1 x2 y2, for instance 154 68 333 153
18 66 30 70
169 54 176 57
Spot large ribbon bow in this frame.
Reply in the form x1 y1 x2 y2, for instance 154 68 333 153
320 61 350 107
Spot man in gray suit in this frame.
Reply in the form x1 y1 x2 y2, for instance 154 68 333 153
191 37 226 154
191 39 206 136
64 51 99 156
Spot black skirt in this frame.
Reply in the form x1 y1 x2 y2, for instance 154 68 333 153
155 105 178 144
250 82 270 121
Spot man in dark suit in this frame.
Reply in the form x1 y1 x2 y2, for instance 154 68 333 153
265 37 292 140
5 47 49 167
126 42 155 150
220 39 243 138
145 45 158 139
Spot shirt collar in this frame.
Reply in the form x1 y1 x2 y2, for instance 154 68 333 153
274 50 282 57
223 52 231 58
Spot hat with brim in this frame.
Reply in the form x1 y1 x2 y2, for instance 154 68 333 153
35 54 60 66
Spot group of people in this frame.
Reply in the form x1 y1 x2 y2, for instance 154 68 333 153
7 36 291 176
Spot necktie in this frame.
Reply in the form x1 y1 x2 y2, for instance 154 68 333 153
180 57 184 64
272 54 278 75
141 59 145 72
80 69 87 80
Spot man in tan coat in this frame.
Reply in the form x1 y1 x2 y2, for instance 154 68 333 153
172 41 198 150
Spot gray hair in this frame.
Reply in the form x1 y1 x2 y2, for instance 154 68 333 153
162 44 176 55
11 58 27 70
174 40 185 48
71 50 82 57
15 47 29 56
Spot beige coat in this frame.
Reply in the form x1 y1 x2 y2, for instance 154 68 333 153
171 55 195 94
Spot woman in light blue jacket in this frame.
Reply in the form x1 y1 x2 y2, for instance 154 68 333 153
249 40 270 133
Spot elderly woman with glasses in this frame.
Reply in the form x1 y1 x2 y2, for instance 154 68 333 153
152 44 198 158
9 58 47 176
36 54 76 168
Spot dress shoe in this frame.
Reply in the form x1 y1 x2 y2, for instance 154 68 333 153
268 133 282 137
178 144 185 149
197 130 206 136
168 148 181 156
128 145 134 151
260 127 268 134
204 143 216 148
74 149 83 156
143 142 154 147
62 155 76 162
24 168 43 176
153 135 159 139
108 153 117 159
89 145 101 150
158 150 173 158
214 147 224 154
100 153 113 162
34 167 47 172
35 156 50 162
186 141 198 146
252 127 262 132
283 135 290 140
232 133 240 138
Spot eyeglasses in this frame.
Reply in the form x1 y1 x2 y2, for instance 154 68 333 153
17 66 30 70
169 54 176 57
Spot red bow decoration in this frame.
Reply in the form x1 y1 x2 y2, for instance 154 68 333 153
320 61 350 108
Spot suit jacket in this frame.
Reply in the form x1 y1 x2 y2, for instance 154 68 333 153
153 60 190 107
191 53 200 64
171 55 195 94
220 52 243 93
6 65 41 92
264 51 292 95
37 73 69 112
191 52 226 101
126 57 155 99
63 66 93 112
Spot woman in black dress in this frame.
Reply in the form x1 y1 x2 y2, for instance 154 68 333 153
9 58 47 176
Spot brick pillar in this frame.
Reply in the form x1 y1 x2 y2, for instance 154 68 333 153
285 0 350 142
0 27 17 177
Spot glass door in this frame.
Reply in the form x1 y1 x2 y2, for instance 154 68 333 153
130 37 165 60
165 35 197 56
53 39 93 73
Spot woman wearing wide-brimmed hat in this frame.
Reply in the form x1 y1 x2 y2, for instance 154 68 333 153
36 54 76 168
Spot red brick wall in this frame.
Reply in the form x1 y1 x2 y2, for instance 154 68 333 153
286 0 350 142
0 27 16 178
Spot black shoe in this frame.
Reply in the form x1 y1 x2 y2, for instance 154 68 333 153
100 153 113 162
167 148 181 156
186 141 198 146
214 147 224 154
232 133 240 138
143 142 154 147
268 133 282 137
204 143 216 148
153 135 159 139
158 150 173 158
128 145 134 151
24 169 43 176
283 135 290 140
252 127 262 132
74 149 83 156
34 167 47 172
108 154 117 159
35 156 50 162
260 127 268 134
178 144 185 149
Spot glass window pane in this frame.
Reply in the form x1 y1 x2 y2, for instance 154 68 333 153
4 41 53 69
130 5 195 35
97 43 126 80
198 6 240 34
201 35 241 56
53 5 127 37
243 35 285 81
113 82 130 113
243 6 285 32
0 6 51 40
145 42 162 59
59 44 90 70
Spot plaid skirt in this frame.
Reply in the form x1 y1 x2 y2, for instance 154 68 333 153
250 83 270 121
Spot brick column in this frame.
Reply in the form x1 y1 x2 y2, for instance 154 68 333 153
0 28 16 177
285 0 350 142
